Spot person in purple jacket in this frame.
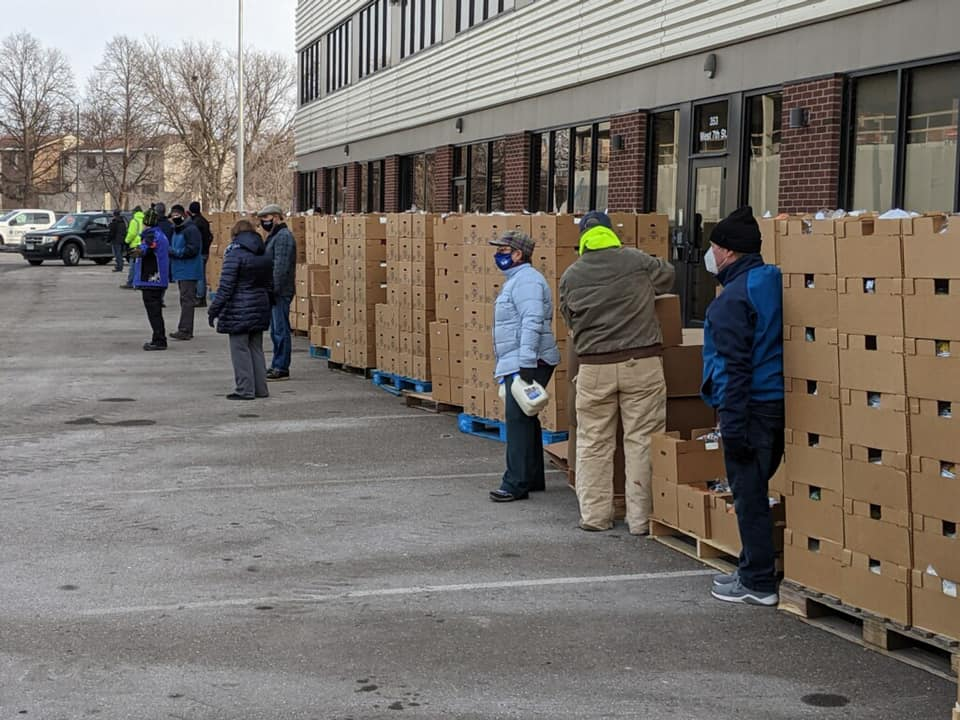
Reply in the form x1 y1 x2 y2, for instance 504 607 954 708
131 207 171 351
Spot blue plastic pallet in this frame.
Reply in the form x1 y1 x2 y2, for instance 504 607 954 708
372 370 432 397
457 413 568 445
309 345 331 359
208 291 216 302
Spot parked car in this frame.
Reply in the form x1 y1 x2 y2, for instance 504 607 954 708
20 212 130 266
0 209 57 247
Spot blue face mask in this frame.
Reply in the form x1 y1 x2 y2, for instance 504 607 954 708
495 251 517 271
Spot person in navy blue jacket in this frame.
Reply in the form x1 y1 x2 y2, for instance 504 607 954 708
207 220 274 400
131 207 171 351
700 206 784 607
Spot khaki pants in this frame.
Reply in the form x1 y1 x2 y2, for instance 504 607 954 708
575 356 667 533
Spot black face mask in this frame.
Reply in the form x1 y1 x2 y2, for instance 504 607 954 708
260 220 275 232
171 216 184 226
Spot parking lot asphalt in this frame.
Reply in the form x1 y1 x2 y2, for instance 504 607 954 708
0 253 955 719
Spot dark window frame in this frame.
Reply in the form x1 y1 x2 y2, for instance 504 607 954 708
298 170 318 212
529 119 610 213
358 0 389 80
326 19 352 95
456 0 508 33
739 86 784 212
401 0 441 60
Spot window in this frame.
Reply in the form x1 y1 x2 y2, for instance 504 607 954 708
745 93 782 216
453 146 467 211
553 130 570 213
652 111 679 223
92 216 110 229
456 0 509 33
358 0 389 80
531 121 610 213
532 133 550 213
326 166 348 213
850 73 897 212
326 19 351 94
299 38 321 105
470 142 488 212
401 0 442 59
298 171 318 212
29 213 49 224
904 63 959 212
452 140 506 212
695 101 729 153
360 163 369 213
370 160 384 212
595 122 611 211
401 152 436 211
573 125 593 213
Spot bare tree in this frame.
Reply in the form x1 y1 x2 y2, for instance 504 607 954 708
141 39 294 212
247 126 295 211
82 36 163 210
0 32 75 207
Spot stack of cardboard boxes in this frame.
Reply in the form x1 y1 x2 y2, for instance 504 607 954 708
376 213 436 380
304 215 342 349
333 216 386 368
430 215 466 405
781 213 960 640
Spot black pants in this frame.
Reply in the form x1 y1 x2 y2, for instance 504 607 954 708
725 401 785 594
500 364 555 496
142 288 166 345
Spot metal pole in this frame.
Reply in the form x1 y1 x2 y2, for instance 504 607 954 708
75 103 81 212
237 0 245 213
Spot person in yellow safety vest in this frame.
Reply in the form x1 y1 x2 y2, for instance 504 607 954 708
121 206 145 289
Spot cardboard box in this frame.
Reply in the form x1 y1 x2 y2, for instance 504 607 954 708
785 377 841 437
844 497 911 567
309 325 326 348
779 233 837 275
655 294 683 348
464 215 532 246
904 278 960 341
606 212 638 247
843 443 909 511
839 333 906 395
665 397 717 438
676 482 711 538
463 302 493 332
663 338 703 398
906 338 960 402
431 375 452 404
433 214 463 247
910 456 960 521
784 528 844 596
783 273 838 328
783 325 839 384
784 429 842 492
838 277 905 337
651 431 725 485
836 230 902 278
911 569 960 642
840 389 908 453
902 214 955 279
841 550 910 626
707 492 742 552
787 481 843 543
529 214 581 249
913 514 960 580
636 214 671 258
652 475 679 526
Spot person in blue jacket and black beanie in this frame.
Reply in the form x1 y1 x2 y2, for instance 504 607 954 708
132 206 171 351
208 220 274 400
167 204 204 341
488 230 561 503
701 206 784 606
258 204 297 381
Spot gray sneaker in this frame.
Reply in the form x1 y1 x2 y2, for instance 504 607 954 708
711 580 778 606
713 570 739 587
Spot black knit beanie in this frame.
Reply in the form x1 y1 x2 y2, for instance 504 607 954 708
712 206 762 254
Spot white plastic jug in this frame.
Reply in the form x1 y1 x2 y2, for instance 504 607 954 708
511 377 550 417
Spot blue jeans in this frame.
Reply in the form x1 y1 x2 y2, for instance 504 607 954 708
196 255 208 298
126 258 136 286
270 297 292 372
112 242 124 271
725 401 785 594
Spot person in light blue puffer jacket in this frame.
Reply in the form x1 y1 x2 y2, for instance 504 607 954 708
489 230 561 503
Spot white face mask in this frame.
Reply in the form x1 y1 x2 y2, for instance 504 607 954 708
704 246 719 275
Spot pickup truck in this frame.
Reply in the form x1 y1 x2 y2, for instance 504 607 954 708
21 212 129 266
0 209 57 247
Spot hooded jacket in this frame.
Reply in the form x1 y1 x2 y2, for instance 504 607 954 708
169 217 204 282
132 226 170 290
124 210 144 249
493 263 561 378
701 253 784 444
265 222 296 301
560 226 675 357
208 231 273 335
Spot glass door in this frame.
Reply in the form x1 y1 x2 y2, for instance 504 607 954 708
683 160 727 325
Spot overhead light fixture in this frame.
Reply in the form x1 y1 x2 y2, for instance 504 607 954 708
343 144 350 156
788 108 810 129
455 118 464 134
612 134 625 151
703 53 717 80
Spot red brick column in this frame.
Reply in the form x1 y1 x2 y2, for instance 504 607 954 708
779 76 844 214
345 162 362 213
384 155 401 212
504 132 532 212
432 146 455 213
608 111 648 212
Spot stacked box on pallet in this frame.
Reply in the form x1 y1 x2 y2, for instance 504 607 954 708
902 214 960 641
327 217 347 363
780 216 846 596
341 215 387 369
430 214 465 406
305 215 341 349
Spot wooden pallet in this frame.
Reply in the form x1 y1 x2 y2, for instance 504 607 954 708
403 391 461 414
648 518 739 574
779 580 960 682
327 361 374 378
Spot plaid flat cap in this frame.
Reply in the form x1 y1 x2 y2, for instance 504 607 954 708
489 229 536 256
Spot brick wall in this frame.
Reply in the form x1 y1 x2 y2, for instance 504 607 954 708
345 162 362 213
779 76 844 214
384 155 401 213
504 132 532 212
608 111 648 213
432 146 454 213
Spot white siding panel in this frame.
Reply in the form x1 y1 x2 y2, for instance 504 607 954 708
296 0 894 155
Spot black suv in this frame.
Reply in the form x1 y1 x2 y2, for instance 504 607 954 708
21 212 129 266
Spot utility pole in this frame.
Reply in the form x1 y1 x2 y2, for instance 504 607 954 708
75 103 81 212
237 0 245 213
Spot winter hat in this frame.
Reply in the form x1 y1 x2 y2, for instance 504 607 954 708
712 206 762 254
490 229 536 258
578 211 613 234
142 207 160 227
154 202 167 217
188 201 201 215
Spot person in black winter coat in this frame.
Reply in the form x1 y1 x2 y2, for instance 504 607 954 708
207 220 274 400
108 210 127 272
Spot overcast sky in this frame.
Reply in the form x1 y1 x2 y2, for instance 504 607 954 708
10 0 298 89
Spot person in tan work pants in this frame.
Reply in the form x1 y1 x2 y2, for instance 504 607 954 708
560 211 675 534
